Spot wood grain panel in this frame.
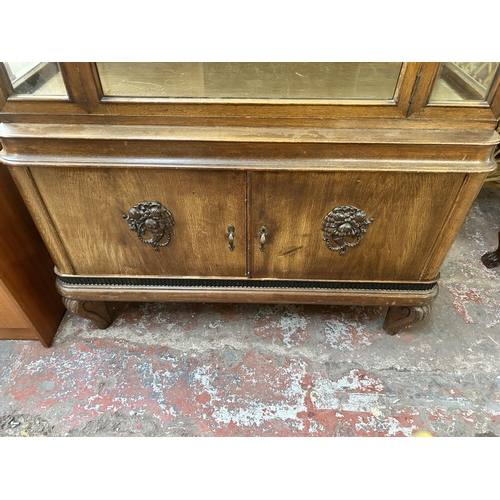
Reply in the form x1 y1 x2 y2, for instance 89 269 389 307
0 328 38 340
7 166 75 274
30 167 247 277
0 280 30 329
420 172 488 279
1 113 497 131
0 166 65 346
249 171 466 281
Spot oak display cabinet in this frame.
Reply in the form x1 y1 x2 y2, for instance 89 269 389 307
1 62 499 338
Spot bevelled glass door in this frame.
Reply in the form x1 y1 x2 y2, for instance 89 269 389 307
429 62 500 102
95 62 403 100
1 62 67 96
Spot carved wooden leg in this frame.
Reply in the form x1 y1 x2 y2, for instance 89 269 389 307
481 230 500 269
62 298 112 329
383 305 432 335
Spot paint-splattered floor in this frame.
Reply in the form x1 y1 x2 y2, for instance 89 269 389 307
1 184 500 437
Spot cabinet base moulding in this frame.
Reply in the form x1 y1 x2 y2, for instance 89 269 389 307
56 275 438 335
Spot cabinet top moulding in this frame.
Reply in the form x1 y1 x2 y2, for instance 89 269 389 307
1 123 498 170
0 123 498 170
1 123 498 146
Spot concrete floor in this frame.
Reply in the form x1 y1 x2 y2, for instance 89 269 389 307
1 184 500 437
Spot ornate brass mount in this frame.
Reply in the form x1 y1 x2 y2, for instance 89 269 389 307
321 206 373 256
123 201 174 251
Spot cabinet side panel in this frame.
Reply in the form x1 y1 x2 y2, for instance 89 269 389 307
419 172 488 280
7 166 75 274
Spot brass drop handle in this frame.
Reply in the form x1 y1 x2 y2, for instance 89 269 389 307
259 226 267 252
227 225 235 251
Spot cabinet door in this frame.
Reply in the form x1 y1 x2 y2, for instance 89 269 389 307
31 167 247 277
248 171 466 282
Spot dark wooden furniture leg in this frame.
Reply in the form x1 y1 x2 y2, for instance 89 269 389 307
481 230 500 269
62 298 112 329
384 305 432 335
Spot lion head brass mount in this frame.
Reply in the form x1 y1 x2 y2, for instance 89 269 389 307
321 206 373 256
123 201 174 251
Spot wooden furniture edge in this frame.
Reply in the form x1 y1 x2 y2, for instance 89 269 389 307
1 123 498 145
56 279 439 307
5 166 75 274
420 172 489 279
0 279 39 342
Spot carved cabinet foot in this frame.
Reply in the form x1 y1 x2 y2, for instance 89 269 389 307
62 298 112 329
383 305 432 335
481 230 500 269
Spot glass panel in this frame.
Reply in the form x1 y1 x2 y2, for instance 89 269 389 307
2 62 67 96
97 62 402 100
429 62 499 102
